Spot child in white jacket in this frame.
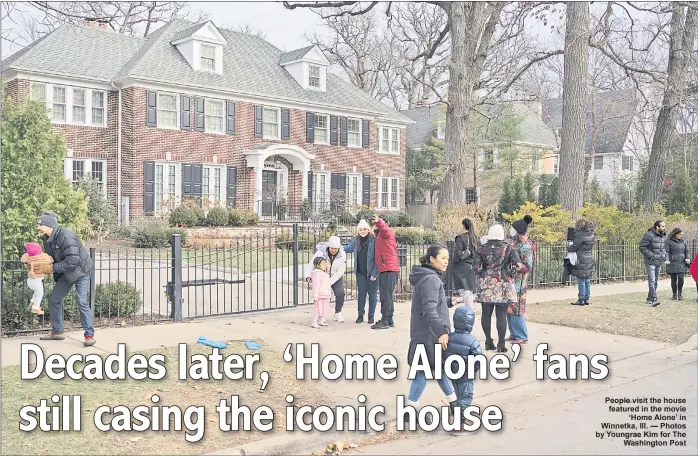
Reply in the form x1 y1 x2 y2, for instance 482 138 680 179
305 236 347 322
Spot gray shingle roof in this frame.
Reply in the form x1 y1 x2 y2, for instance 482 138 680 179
541 89 637 155
279 45 315 65
168 22 209 43
2 20 410 123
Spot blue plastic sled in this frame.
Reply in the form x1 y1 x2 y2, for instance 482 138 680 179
197 337 227 349
244 341 261 350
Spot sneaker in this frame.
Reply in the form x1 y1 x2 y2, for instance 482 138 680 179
371 319 390 330
311 318 319 328
651 299 660 307
356 316 364 324
334 312 345 323
84 336 96 347
388 317 394 328
571 300 585 306
583 299 590 306
40 333 65 341
368 316 375 324
31 307 44 315
319 318 328 326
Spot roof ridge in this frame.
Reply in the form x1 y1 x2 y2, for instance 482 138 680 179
116 21 178 80
1 24 66 67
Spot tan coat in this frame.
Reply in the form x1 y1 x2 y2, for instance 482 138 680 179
21 253 54 279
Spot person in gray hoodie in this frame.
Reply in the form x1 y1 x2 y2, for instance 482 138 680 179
405 244 457 425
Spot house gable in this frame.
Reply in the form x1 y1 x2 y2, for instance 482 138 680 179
170 21 227 75
280 45 330 93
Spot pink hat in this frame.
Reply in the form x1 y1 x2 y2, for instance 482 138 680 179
25 242 42 256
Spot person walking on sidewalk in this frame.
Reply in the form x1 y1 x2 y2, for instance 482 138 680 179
451 218 479 309
306 236 347 322
666 228 690 301
36 211 96 346
370 214 400 330
507 216 535 345
344 219 379 324
568 218 596 306
473 224 521 353
405 244 458 424
639 220 668 306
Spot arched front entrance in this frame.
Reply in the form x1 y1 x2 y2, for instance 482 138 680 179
243 144 316 216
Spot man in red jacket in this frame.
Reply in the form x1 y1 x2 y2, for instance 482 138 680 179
690 252 698 302
370 214 400 329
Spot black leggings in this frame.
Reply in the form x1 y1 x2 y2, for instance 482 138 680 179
481 303 508 348
669 273 684 294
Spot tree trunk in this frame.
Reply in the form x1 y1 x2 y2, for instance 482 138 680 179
643 5 698 212
558 2 590 218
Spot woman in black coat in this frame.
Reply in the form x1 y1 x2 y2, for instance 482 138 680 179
666 228 690 300
569 218 595 306
451 218 478 308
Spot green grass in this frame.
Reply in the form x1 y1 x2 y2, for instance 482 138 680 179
181 248 315 274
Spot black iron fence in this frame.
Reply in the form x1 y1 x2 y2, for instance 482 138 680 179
2 226 696 335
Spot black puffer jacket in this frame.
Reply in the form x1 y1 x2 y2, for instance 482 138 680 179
444 306 482 383
43 227 94 284
568 228 595 279
639 228 667 266
666 237 689 274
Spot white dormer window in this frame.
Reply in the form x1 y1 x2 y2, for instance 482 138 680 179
309 65 320 88
201 44 216 71
280 45 330 92
171 21 227 75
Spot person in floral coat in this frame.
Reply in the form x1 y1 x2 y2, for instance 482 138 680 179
507 216 535 344
473 224 522 353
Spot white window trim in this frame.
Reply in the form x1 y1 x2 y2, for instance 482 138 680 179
378 125 400 154
312 172 331 210
376 176 400 211
345 173 363 207
154 162 182 213
309 65 321 88
63 158 107 197
262 106 281 140
32 84 107 128
30 82 47 102
204 98 225 135
201 164 227 207
156 91 179 130
72 88 86 124
314 114 330 145
347 117 362 148
436 125 446 140
91 90 107 127
200 43 217 73
594 155 604 170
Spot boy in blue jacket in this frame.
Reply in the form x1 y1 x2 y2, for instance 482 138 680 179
444 305 483 433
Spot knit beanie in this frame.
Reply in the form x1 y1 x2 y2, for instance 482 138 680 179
512 215 533 235
24 242 42 256
357 219 370 230
486 224 505 242
37 211 58 229
328 236 342 249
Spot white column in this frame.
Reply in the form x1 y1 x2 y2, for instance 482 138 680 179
300 160 309 202
253 157 264 216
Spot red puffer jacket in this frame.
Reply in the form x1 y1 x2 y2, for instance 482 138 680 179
373 218 400 273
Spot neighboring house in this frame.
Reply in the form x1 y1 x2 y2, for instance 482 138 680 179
542 89 639 191
2 19 412 222
401 101 557 206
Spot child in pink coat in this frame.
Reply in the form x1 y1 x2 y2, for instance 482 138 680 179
311 257 332 328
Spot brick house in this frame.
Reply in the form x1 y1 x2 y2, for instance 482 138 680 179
1 19 412 223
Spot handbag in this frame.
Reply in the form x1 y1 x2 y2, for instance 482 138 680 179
456 234 472 260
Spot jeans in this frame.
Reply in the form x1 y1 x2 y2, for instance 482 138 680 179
577 278 591 300
453 380 474 408
378 271 399 320
481 303 507 348
407 370 456 404
26 277 44 308
646 264 661 301
50 274 94 337
356 274 378 318
331 278 345 313
507 313 528 341
669 273 684 295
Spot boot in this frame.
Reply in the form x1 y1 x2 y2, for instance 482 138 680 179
319 317 328 326
496 345 508 353
485 339 496 351
311 317 319 328
334 312 345 323
368 316 375 324
671 293 677 300
356 315 364 323
388 316 394 328
584 299 590 305
678 292 683 301
571 300 585 306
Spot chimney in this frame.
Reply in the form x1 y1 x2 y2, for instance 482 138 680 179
97 20 108 31
422 97 430 107
86 18 96 28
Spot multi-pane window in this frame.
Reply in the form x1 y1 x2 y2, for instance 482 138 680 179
346 174 362 206
71 160 84 188
154 163 178 211
312 173 330 209
263 107 280 139
157 92 178 128
390 178 398 209
72 89 86 124
464 188 478 204
377 177 399 210
205 99 224 133
65 159 106 194
622 155 634 171
381 127 389 152
347 118 360 147
391 129 399 153
168 166 176 202
52 86 66 122
202 165 225 206
31 83 46 102
483 149 495 170
379 126 399 153
309 65 320 88
201 44 216 71
92 91 105 125
91 161 105 193
594 155 604 170
315 114 329 144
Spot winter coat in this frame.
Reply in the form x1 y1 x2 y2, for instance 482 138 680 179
473 239 521 306
43 227 93 284
639 228 667 266
508 237 535 316
344 235 378 279
666 237 690 274
311 269 332 300
307 242 347 285
374 218 400 273
567 228 595 279
451 233 478 292
407 265 451 372
21 252 54 279
443 306 483 383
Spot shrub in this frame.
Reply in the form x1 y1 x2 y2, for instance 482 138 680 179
301 199 313 220
169 203 205 227
94 282 142 317
131 219 188 248
381 211 414 227
394 227 439 245
327 216 338 234
503 202 572 243
206 207 229 227
275 232 316 250
79 175 117 242
229 209 259 227
434 204 493 240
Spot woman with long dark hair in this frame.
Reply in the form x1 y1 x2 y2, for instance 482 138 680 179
666 228 690 300
451 218 479 308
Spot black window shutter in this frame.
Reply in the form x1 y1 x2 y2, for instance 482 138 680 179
192 164 203 198
195 99 205 131
362 120 370 147
362 174 371 206
182 164 193 199
144 161 155 215
330 115 338 145
340 117 348 146
281 108 291 140
146 91 157 126
226 101 236 134
180 95 191 130
306 112 315 143
254 106 263 137
226 166 237 208
307 171 313 203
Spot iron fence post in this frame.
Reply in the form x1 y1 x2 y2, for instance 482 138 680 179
621 239 626 280
89 248 96 312
171 234 183 322
445 240 454 297
596 240 601 284
293 223 299 307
